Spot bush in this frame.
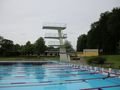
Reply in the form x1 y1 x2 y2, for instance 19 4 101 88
87 56 106 65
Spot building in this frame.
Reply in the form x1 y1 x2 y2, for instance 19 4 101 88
77 49 99 57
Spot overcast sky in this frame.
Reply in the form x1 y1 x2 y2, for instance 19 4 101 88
0 0 120 49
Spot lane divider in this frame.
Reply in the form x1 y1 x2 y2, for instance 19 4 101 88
81 84 120 90
0 72 99 80
0 76 118 86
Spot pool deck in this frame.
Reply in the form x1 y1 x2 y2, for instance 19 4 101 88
0 60 56 64
0 60 55 62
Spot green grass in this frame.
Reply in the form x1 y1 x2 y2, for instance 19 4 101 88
0 56 59 61
102 55 120 68
84 55 120 69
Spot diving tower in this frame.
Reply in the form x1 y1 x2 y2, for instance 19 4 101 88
43 23 70 62
45 33 67 39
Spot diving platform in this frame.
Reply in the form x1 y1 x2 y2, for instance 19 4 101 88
43 23 66 30
42 23 70 62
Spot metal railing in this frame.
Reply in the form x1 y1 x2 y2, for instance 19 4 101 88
45 33 67 38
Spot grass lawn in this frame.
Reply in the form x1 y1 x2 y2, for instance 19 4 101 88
84 55 120 69
102 55 120 68
0 56 59 61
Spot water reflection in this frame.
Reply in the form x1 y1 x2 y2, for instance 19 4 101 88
0 64 13 80
20 63 46 82
33 65 45 81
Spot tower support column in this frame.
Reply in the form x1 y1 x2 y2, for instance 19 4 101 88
58 30 70 62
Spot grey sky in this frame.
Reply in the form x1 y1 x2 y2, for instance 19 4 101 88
0 0 120 49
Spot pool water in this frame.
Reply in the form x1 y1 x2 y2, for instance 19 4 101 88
0 62 120 90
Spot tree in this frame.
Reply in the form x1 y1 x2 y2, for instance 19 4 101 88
77 34 87 51
0 36 3 43
87 21 101 49
87 8 120 54
107 8 120 53
1 39 14 56
25 41 34 55
13 44 21 52
12 44 21 56
20 45 26 55
34 37 46 55
0 36 3 48
0 36 4 56
64 40 74 52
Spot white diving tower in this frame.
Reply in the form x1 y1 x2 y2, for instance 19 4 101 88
43 23 70 62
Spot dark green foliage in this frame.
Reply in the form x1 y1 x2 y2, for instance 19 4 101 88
87 56 106 65
12 44 21 56
64 40 74 52
0 36 3 56
77 7 120 54
88 8 120 54
25 41 34 55
0 39 14 56
0 36 46 57
77 34 87 51
34 37 46 55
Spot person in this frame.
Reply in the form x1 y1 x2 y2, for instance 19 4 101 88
107 72 110 78
103 72 110 79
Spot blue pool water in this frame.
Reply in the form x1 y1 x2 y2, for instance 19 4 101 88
0 62 120 90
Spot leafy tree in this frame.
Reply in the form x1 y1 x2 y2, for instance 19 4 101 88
87 21 101 49
20 45 26 55
0 36 47 56
34 37 46 55
13 44 21 52
25 41 34 55
12 44 21 56
77 34 87 51
0 36 4 56
107 8 120 53
64 40 74 52
0 36 3 43
0 36 3 48
87 8 120 54
1 39 14 56
117 41 120 54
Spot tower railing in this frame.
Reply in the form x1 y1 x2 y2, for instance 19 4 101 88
45 33 67 39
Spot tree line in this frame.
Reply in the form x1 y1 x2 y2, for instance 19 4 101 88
0 36 46 56
0 36 74 57
77 8 120 54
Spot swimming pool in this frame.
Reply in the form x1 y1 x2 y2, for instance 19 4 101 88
0 61 120 90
